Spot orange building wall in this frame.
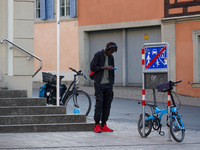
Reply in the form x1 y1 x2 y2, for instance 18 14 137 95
176 21 200 97
34 21 79 72
78 0 164 26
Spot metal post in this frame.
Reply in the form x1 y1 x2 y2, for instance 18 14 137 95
142 89 145 137
7 0 14 76
142 48 145 137
167 91 172 141
56 0 60 106
142 42 170 141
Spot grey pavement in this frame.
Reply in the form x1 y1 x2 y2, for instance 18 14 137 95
0 120 200 150
33 82 200 107
0 83 199 149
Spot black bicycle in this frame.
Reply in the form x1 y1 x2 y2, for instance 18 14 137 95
40 67 92 116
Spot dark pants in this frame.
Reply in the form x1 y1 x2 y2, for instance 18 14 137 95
94 82 113 126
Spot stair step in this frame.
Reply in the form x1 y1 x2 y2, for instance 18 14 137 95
0 90 27 98
0 82 8 90
0 90 94 133
0 106 66 115
0 114 86 125
0 98 46 106
0 122 94 133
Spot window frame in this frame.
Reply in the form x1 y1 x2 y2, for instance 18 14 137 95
192 29 200 87
60 0 70 18
35 0 40 19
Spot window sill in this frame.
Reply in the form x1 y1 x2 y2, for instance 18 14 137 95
34 17 77 24
191 82 200 88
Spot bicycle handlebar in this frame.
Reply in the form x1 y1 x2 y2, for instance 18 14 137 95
69 67 87 80
172 80 182 86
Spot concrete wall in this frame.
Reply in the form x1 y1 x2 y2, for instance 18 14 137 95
176 19 200 97
0 0 35 97
78 0 164 26
162 16 200 97
0 0 7 75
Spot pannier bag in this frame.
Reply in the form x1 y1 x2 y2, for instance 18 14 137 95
156 81 173 92
39 83 47 97
42 72 57 84
39 84 67 98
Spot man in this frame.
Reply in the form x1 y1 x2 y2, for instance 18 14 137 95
90 42 117 133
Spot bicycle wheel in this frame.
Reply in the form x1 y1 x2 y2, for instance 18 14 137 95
138 113 152 137
64 90 92 116
170 116 185 142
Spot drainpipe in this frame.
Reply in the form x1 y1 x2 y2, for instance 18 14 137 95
7 0 13 76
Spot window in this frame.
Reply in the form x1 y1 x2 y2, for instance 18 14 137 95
35 0 77 20
35 0 40 18
192 30 200 87
60 0 70 17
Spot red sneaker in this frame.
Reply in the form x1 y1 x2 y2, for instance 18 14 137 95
94 124 102 133
101 124 113 132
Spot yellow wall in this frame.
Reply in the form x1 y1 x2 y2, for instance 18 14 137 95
176 21 200 97
34 20 79 72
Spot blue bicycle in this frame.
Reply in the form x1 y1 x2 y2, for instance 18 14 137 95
138 80 185 142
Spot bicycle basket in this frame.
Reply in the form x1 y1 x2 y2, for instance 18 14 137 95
156 81 173 92
42 72 56 84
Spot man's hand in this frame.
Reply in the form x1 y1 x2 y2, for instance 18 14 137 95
102 66 114 70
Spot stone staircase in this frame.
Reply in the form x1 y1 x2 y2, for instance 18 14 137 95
0 75 7 90
0 87 94 133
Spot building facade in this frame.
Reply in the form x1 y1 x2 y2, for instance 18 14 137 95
34 0 200 98
34 0 79 82
0 0 35 97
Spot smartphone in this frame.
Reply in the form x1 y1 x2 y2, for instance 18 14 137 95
113 67 118 70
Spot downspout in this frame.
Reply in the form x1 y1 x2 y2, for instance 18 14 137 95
7 0 13 76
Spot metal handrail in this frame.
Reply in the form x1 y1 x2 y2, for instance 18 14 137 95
0 38 43 77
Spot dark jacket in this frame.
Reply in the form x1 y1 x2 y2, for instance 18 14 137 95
90 49 115 85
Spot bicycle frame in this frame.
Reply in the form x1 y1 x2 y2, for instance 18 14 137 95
72 74 79 108
170 90 185 130
146 107 168 122
60 69 84 107
145 91 185 130
171 110 185 130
